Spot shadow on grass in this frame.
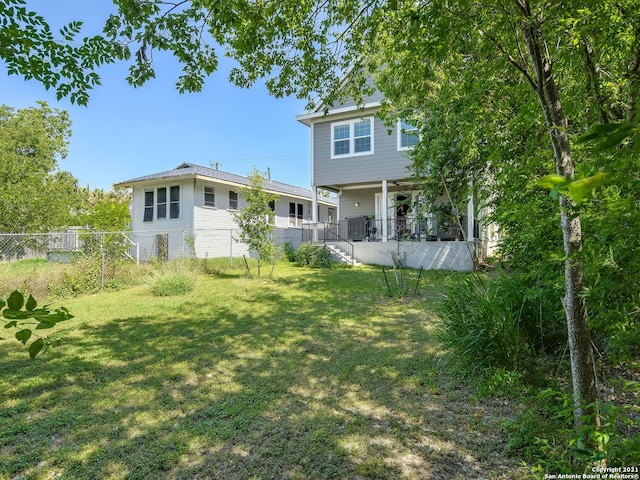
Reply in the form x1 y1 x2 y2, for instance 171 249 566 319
0 267 522 479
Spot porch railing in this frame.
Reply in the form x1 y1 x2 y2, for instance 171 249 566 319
336 215 467 242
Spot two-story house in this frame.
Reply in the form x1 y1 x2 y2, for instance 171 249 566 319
297 93 485 271
114 162 337 261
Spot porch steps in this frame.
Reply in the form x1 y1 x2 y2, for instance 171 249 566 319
325 244 361 266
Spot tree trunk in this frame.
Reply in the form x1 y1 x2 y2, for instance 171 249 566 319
516 1 599 429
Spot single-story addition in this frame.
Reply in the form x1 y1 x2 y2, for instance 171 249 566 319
114 162 337 261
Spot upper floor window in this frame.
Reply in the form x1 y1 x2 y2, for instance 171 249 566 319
229 190 238 210
331 117 374 159
143 185 180 222
157 187 168 219
169 186 180 218
143 191 154 222
204 185 215 207
398 120 419 150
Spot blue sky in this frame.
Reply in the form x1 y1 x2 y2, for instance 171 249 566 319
1 1 312 191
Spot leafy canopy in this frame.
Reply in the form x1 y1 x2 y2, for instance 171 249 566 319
0 102 82 233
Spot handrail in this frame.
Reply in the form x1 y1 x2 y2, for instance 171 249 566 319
302 223 356 265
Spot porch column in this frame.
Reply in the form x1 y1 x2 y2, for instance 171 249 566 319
466 192 474 241
382 180 388 242
312 187 319 242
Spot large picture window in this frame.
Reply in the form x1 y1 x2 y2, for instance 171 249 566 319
331 117 374 158
142 185 180 222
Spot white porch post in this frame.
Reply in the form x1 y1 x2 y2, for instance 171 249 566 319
466 192 474 241
382 180 388 242
312 187 319 242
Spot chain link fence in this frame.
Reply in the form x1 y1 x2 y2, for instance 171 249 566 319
0 227 306 283
0 230 138 263
0 230 138 289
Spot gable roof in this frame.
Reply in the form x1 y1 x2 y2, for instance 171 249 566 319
114 163 337 205
296 75 383 126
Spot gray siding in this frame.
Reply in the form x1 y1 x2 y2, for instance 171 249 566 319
335 88 385 109
313 116 413 187
339 188 378 220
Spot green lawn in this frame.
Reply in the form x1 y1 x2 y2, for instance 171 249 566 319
1 263 524 479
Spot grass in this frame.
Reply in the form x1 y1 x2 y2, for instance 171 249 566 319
0 262 526 479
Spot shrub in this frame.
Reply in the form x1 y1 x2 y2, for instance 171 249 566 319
145 262 197 296
436 272 564 373
283 242 296 262
295 243 333 268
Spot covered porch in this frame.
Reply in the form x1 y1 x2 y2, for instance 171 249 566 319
306 179 480 271
310 180 477 244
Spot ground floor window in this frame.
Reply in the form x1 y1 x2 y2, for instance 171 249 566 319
289 202 304 227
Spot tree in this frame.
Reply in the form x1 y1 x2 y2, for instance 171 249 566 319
79 188 131 231
232 168 279 278
0 102 83 233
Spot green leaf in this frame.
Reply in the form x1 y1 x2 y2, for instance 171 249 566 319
7 291 24 310
0 299 5 309
566 172 606 205
35 320 55 330
3 309 30 320
537 174 566 190
15 329 32 345
4 320 17 328
26 295 37 311
28 338 45 359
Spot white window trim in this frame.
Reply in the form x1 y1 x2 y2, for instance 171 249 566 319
331 116 375 159
397 119 419 151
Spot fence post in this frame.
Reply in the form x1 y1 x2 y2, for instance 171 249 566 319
229 229 233 266
100 233 105 289
136 241 140 265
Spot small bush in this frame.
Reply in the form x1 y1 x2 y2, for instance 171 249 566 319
145 262 197 296
283 242 296 262
295 244 333 268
